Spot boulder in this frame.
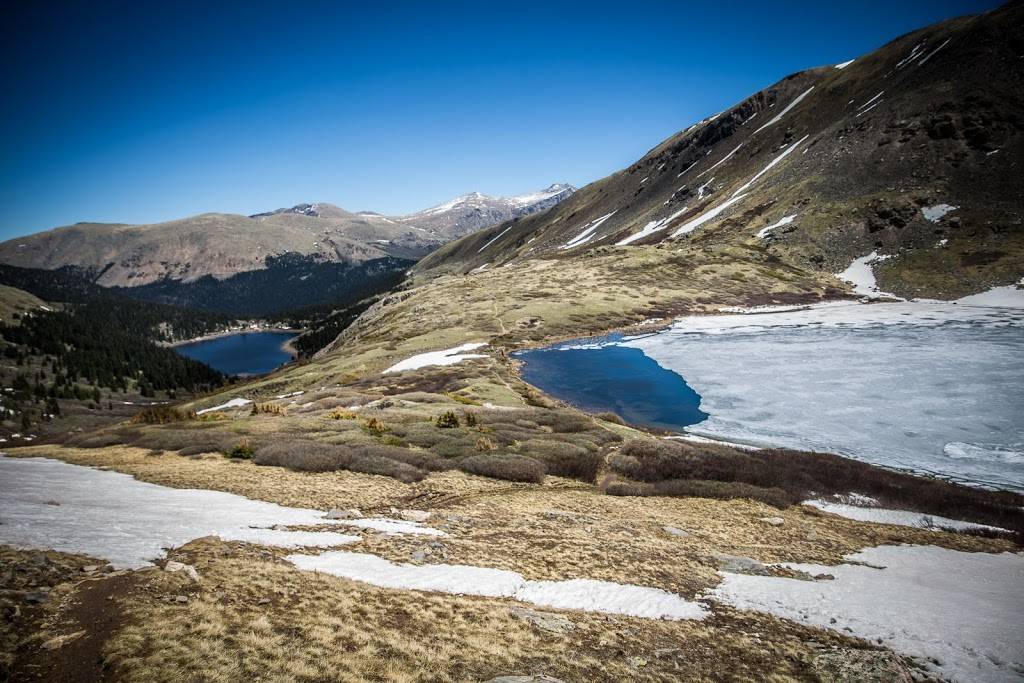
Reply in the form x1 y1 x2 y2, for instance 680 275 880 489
759 517 785 526
712 553 770 576
509 607 575 634
662 526 690 537
41 630 86 651
164 561 200 582
398 509 431 523
326 508 363 520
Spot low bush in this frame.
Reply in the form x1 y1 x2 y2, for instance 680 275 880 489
595 411 625 425
457 454 545 483
225 439 255 459
519 439 603 482
250 403 285 416
328 409 358 420
252 439 426 482
363 417 389 434
132 406 195 424
435 411 460 428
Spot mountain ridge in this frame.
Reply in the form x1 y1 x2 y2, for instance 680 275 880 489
0 184 575 288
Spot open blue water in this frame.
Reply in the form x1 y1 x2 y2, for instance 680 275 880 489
174 331 297 376
514 335 707 432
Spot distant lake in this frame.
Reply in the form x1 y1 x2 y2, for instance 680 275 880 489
174 331 297 376
514 334 708 432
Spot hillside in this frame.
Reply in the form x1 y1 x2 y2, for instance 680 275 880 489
0 185 575 288
416 4 1023 301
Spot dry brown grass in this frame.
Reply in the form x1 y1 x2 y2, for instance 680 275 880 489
99 538 867 683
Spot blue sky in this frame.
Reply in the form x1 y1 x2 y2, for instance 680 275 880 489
0 0 1001 238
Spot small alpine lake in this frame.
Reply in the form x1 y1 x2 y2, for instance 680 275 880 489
514 334 708 432
174 331 297 376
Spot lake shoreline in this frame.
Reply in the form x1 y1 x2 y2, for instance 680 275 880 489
163 326 304 349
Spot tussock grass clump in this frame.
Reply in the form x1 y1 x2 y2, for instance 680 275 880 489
362 417 389 434
132 406 196 424
251 403 285 416
595 411 625 425
457 454 545 483
328 409 357 420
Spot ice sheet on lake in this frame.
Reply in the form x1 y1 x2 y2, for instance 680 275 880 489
0 456 360 568
622 301 1024 490
708 545 1024 683
287 551 708 620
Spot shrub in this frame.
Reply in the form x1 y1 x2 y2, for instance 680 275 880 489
132 406 195 425
458 454 545 483
226 439 255 459
252 439 427 482
520 439 602 482
363 417 389 434
463 411 479 427
475 436 496 452
328 409 357 420
251 403 285 416
435 411 460 428
595 411 625 425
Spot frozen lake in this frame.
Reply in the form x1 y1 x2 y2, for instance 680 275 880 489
625 301 1024 491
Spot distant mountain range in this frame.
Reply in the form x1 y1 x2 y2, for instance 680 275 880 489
0 184 576 288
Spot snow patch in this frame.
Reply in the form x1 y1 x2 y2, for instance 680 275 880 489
921 203 958 222
731 135 809 198
956 281 1024 309
803 500 1010 534
560 211 616 250
670 194 748 238
834 59 855 69
287 551 708 620
0 456 361 569
753 86 814 135
477 225 513 253
756 214 797 239
384 343 488 374
196 397 253 415
708 545 1024 683
616 206 689 246
834 251 899 298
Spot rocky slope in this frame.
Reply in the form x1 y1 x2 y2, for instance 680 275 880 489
416 3 1023 300
0 186 574 288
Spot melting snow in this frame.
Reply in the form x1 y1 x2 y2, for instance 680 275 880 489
696 143 743 179
670 194 748 238
708 545 1024 683
0 456 361 569
803 500 1010 533
731 135 809 198
921 203 958 222
696 178 714 200
560 211 616 250
956 280 1024 308
477 225 513 253
834 251 898 298
756 214 797 239
196 397 253 415
384 343 488 374
616 207 689 246
287 551 708 620
753 86 815 135
834 59 855 69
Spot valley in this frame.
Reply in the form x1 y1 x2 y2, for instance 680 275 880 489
1 3 1023 682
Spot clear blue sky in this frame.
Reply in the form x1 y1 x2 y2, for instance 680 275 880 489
0 0 1002 238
